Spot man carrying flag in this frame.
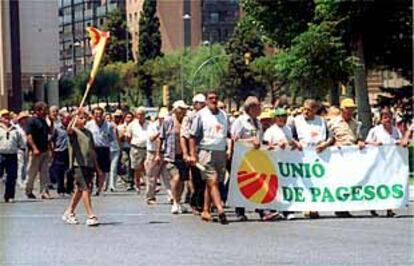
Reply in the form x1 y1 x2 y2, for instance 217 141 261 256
62 27 109 226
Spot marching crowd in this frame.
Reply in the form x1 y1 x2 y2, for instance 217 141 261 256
0 91 413 226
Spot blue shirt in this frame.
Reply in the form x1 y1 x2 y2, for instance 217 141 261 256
85 120 116 148
52 124 69 152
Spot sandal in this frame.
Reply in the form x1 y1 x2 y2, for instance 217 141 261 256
86 216 100 226
62 212 79 225
201 211 212 222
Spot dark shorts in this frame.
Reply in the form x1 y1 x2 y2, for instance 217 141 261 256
73 167 95 191
165 155 189 181
95 147 111 173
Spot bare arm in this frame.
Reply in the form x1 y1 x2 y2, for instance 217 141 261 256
180 137 189 160
27 135 40 155
189 137 197 166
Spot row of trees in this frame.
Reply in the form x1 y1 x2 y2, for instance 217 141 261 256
241 0 412 136
60 0 412 136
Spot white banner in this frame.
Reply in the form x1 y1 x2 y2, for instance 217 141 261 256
228 142 409 211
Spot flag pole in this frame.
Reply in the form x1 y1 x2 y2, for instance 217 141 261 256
78 27 109 110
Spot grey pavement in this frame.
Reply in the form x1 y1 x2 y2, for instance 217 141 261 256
0 183 413 266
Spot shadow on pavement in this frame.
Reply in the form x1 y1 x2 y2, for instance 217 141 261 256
98 221 123 226
148 221 170 224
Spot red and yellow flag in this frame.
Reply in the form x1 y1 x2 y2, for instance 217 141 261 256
86 27 110 88
79 27 110 107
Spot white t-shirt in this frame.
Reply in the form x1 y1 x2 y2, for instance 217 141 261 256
366 125 401 144
230 114 263 142
146 121 160 152
263 124 293 145
190 107 229 151
127 119 149 148
292 115 327 147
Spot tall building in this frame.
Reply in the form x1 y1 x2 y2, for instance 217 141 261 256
1 0 60 110
126 0 239 58
201 0 239 44
58 0 126 77
127 0 202 59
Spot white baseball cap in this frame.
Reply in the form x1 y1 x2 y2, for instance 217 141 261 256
172 100 189 110
192 93 206 103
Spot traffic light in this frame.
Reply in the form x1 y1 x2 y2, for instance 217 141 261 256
244 52 252 65
162 85 170 106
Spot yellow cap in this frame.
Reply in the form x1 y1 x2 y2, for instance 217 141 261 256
259 110 273 120
0 109 10 116
340 98 357 109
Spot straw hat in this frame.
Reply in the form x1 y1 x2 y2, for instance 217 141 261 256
17 111 30 121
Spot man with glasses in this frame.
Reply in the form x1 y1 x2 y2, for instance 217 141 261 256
189 91 229 224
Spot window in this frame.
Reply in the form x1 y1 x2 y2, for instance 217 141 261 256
210 12 219 23
129 13 132 22
134 12 137 21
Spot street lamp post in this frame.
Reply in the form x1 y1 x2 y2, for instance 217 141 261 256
182 13 191 99
191 54 230 95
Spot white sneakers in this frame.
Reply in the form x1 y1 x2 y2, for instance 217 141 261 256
86 216 99 226
171 203 181 214
62 212 99 226
62 212 79 225
171 204 188 214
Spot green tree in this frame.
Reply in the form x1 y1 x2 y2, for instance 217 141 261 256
250 56 285 103
104 62 137 106
71 69 120 107
242 0 412 137
102 8 131 64
333 0 412 136
143 44 228 106
137 0 163 106
274 22 354 102
221 17 266 107
58 78 76 107
242 0 315 48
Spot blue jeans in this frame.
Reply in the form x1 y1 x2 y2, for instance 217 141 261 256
0 154 18 200
50 150 71 194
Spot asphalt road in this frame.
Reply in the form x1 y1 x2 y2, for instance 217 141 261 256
0 184 413 266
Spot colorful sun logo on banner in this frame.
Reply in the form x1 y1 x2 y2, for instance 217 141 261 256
237 149 278 204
